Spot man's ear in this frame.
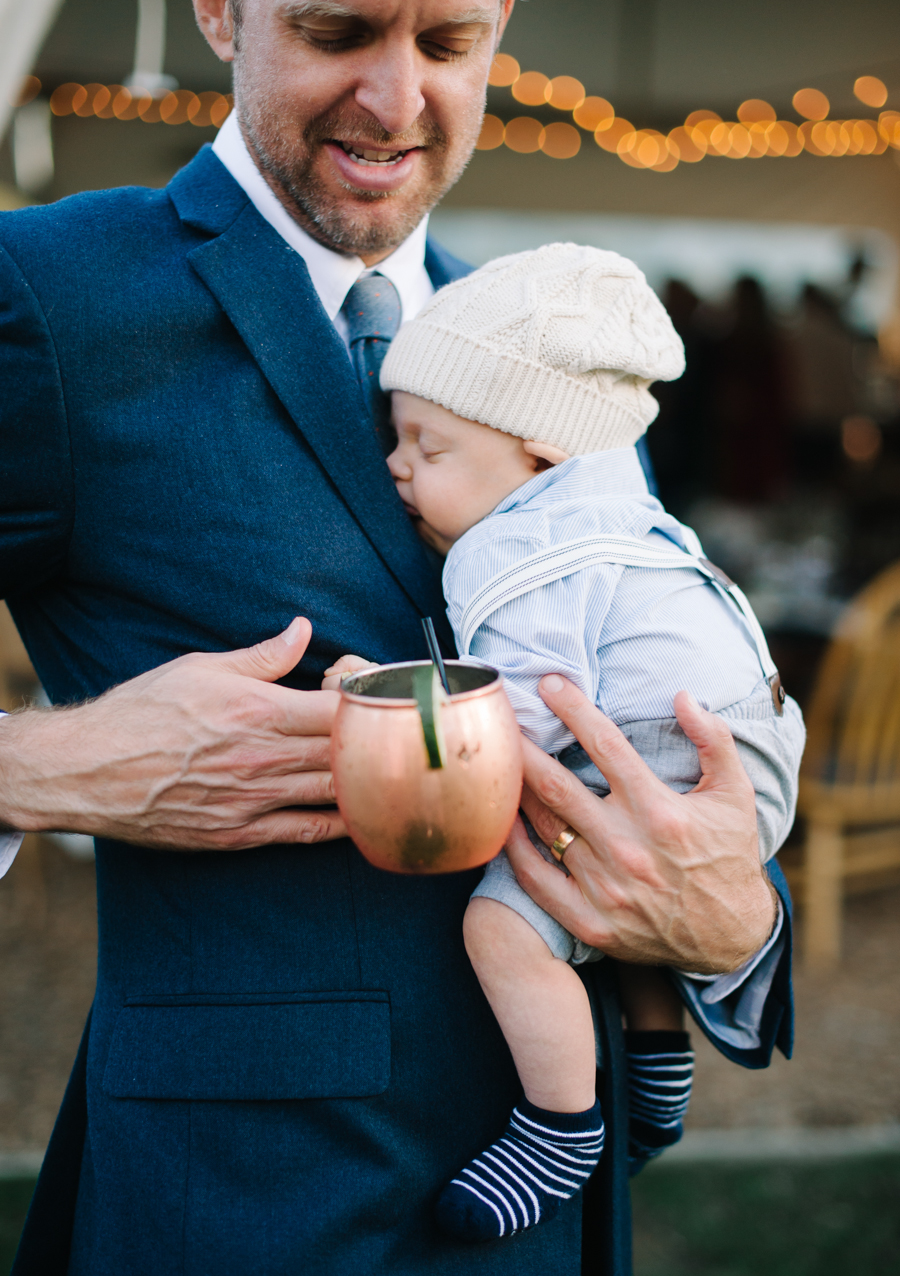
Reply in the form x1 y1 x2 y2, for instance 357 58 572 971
193 0 235 62
523 440 570 468
496 0 516 44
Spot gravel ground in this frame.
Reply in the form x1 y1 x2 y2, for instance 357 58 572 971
687 879 900 1131
0 839 898 1150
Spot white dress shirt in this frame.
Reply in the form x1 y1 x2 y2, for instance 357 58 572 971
0 812 19 878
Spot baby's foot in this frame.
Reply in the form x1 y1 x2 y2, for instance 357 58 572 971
436 1099 604 1242
625 1030 694 1176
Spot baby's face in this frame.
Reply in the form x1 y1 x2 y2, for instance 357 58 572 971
387 392 543 554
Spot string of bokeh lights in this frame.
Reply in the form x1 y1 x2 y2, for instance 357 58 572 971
479 58 900 168
13 66 900 170
16 76 232 127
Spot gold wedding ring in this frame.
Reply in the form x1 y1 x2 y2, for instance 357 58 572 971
550 825 577 863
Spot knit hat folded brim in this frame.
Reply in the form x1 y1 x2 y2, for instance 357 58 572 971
383 321 654 455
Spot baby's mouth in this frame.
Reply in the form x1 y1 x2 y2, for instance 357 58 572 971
336 141 415 167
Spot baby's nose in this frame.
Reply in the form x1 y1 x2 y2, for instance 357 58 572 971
386 451 409 480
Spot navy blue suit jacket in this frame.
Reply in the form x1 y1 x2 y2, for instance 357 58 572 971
0 147 792 1276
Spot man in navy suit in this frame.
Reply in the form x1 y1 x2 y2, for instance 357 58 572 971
0 0 791 1271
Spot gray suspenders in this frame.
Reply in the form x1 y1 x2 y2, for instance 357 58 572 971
457 526 785 716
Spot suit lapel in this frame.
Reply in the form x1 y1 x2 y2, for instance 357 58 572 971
171 151 450 639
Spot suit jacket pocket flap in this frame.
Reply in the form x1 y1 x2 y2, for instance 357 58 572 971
102 992 390 1100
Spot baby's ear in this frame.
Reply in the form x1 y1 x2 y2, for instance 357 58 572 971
523 440 570 468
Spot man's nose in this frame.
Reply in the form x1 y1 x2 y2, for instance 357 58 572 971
354 43 426 136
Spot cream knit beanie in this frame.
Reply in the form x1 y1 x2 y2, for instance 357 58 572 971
380 243 685 456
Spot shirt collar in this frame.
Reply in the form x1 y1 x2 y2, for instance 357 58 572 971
491 447 651 517
212 112 431 323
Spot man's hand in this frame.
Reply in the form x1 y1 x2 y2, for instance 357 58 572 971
0 617 347 851
504 676 778 975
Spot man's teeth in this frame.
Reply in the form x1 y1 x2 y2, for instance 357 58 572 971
339 142 408 166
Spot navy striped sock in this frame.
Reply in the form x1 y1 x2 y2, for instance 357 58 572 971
625 1030 693 1173
436 1099 604 1242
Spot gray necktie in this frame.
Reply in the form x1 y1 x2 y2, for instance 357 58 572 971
340 273 402 454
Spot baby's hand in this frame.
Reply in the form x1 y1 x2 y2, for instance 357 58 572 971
321 655 377 691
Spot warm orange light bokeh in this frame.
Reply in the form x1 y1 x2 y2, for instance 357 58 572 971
854 76 888 109
668 126 706 162
488 53 520 87
511 72 550 106
800 120 829 154
880 112 900 149
41 58 897 172
779 121 804 156
475 113 505 150
210 95 233 128
540 121 582 158
762 122 788 156
746 122 770 156
595 118 635 152
546 76 586 111
685 110 721 128
738 99 776 124
94 85 124 119
503 116 544 153
160 91 198 126
841 415 882 462
618 129 677 171
50 83 88 116
793 88 830 121
72 84 104 118
573 96 615 132
708 122 735 155
14 76 41 108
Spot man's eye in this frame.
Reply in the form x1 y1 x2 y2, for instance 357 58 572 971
294 22 366 50
419 41 469 61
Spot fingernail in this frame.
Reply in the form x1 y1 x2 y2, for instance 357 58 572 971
541 674 565 693
282 617 303 645
683 691 700 710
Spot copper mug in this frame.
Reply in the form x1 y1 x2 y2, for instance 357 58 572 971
332 660 523 874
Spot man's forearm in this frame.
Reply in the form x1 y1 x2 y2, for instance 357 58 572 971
0 624 346 851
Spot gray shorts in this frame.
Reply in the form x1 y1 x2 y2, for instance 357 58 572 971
472 828 604 965
471 675 805 966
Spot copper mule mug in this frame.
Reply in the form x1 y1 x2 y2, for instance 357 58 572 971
332 661 523 874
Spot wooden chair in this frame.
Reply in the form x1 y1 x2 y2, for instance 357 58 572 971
796 559 900 967
0 601 36 712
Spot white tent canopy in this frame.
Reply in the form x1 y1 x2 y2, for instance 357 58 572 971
0 0 65 142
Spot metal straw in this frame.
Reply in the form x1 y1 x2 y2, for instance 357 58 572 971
421 617 451 695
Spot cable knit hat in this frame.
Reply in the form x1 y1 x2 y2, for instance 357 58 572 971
380 243 685 456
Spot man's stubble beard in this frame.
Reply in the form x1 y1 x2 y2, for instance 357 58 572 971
235 68 482 257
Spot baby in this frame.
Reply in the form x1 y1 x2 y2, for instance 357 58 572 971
324 245 805 1243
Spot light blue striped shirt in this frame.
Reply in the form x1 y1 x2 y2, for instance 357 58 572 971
445 447 795 1051
444 448 764 755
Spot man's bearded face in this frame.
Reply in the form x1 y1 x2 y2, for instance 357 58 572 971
229 0 508 257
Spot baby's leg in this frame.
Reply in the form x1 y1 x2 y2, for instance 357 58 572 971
464 897 596 1111
616 963 694 1175
436 898 603 1243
